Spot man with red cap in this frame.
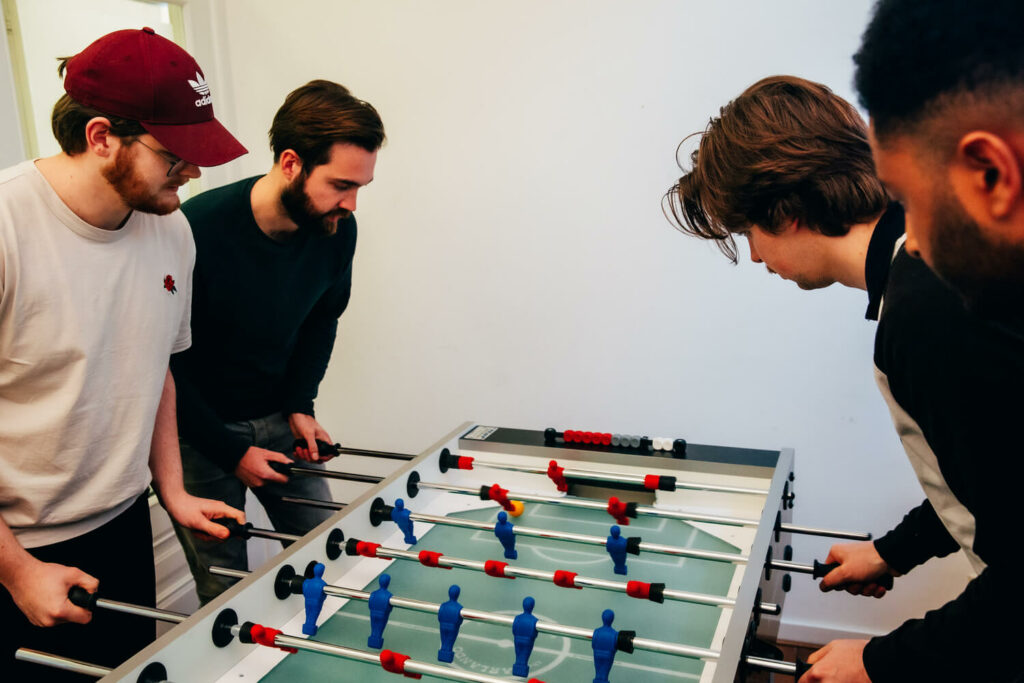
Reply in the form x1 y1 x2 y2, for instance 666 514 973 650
0 28 247 679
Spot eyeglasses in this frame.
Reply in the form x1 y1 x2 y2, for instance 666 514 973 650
133 138 189 177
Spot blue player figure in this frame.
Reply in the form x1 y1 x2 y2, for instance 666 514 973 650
606 525 628 575
391 498 417 545
512 596 539 677
592 609 618 683
367 573 394 648
302 563 328 636
437 584 464 663
494 510 517 560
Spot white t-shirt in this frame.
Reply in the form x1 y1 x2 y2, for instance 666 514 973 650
0 160 194 548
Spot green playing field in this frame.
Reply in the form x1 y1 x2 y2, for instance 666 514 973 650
259 499 740 682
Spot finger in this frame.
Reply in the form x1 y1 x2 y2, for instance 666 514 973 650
216 504 246 525
302 429 319 462
268 451 294 464
806 643 829 665
844 582 865 596
195 517 230 540
74 570 100 594
262 465 290 484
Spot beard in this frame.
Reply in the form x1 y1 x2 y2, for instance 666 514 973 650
928 191 1024 316
280 172 349 237
101 146 181 215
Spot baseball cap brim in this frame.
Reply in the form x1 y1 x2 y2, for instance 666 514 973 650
142 117 247 167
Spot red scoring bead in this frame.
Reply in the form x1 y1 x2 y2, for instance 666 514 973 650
582 431 593 444
600 433 612 446
417 550 449 569
564 430 577 443
380 649 422 679
553 569 582 589
643 474 660 490
626 581 652 600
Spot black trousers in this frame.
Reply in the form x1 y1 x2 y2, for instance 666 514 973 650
2 493 157 682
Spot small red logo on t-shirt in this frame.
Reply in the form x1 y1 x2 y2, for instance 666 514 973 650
163 274 177 294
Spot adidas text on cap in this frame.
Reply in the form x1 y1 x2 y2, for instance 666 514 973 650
63 27 247 167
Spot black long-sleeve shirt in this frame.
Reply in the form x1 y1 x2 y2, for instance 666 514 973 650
862 205 1024 682
171 176 356 471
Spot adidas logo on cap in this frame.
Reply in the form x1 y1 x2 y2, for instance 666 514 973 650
188 72 212 107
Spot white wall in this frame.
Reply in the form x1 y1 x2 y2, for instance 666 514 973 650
0 3 25 166
4 0 972 645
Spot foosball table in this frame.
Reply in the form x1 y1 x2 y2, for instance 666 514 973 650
56 423 870 682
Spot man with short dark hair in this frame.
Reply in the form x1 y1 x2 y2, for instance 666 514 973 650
666 75 1024 683
0 28 246 679
169 80 385 603
854 0 1024 324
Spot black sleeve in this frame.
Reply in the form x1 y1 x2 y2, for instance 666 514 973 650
863 565 1022 682
872 499 959 574
280 226 355 417
170 350 250 472
864 255 1024 681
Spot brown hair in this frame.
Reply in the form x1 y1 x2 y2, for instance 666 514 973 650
269 80 385 168
664 75 888 262
51 57 146 155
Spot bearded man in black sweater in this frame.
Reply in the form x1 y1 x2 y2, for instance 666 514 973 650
170 81 384 603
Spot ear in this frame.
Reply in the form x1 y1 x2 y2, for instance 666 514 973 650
951 131 1022 220
84 117 116 159
278 149 304 182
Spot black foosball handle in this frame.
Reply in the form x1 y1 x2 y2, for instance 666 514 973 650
68 586 98 610
813 560 894 590
291 439 341 459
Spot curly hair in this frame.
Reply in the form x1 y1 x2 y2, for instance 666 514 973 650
664 76 887 262
854 0 1024 140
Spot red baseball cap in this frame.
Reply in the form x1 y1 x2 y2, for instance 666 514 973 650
63 27 246 167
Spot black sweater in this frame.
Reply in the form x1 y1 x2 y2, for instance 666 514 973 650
170 176 356 471
862 205 1024 682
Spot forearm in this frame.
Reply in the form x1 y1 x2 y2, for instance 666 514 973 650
873 500 958 574
0 514 37 590
149 368 186 503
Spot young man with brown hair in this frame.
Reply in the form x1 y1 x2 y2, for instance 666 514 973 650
0 28 246 679
666 75 1023 682
169 80 385 603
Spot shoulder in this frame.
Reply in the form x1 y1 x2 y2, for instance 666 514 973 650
0 161 41 206
181 176 259 228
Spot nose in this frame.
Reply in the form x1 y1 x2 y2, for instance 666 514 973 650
903 221 921 258
182 163 201 180
747 239 762 264
339 190 358 212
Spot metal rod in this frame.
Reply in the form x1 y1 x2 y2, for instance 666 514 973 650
288 465 383 484
230 623 536 683
247 527 302 543
92 597 188 624
777 522 872 541
336 446 416 461
281 498 748 564
409 510 749 564
417 480 759 527
281 495 348 510
15 649 112 677
210 565 721 661
745 655 798 675
465 458 769 496
361 543 760 610
767 559 817 576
